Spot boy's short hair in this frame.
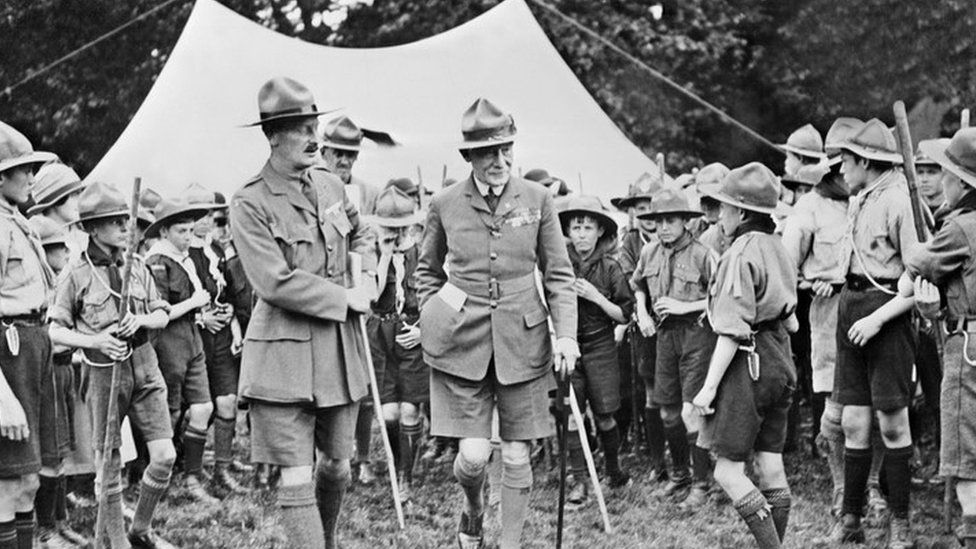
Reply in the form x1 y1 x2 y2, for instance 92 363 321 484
567 213 602 228
81 214 126 233
159 214 199 233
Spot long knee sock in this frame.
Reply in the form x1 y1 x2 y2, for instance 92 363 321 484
884 445 912 520
762 487 791 542
13 511 33 549
385 420 401 470
131 460 172 536
827 439 845 495
868 428 884 488
690 434 712 484
644 407 666 469
599 426 622 474
811 393 826 443
453 454 486 517
280 483 325 549
182 425 208 478
733 489 781 549
54 476 68 522
398 421 422 481
213 416 236 466
487 441 502 508
315 463 349 549
842 447 872 517
663 422 690 479
34 475 58 532
355 404 373 463
499 460 532 549
99 466 128 549
0 520 14 549
960 515 976 549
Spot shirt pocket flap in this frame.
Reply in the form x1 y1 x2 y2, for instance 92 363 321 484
81 290 117 329
270 223 313 245
524 308 548 328
246 301 311 341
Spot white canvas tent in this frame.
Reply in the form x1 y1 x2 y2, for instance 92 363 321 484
88 0 662 205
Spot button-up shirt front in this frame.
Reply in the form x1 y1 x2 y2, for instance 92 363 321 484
0 199 53 316
843 170 922 280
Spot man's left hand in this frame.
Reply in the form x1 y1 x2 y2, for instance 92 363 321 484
553 337 580 376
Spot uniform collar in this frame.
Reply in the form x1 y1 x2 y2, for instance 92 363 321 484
857 169 897 200
472 174 506 197
661 230 693 253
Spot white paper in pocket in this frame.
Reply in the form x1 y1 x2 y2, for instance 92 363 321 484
436 282 467 312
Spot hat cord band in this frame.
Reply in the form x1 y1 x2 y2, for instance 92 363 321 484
324 135 361 147
945 149 976 179
851 140 896 156
260 104 318 121
463 123 517 142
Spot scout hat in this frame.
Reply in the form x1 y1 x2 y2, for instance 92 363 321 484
386 177 433 199
27 163 85 216
244 77 336 127
0 121 57 174
824 117 865 165
838 118 903 164
636 187 703 220
695 162 731 196
673 173 695 190
781 163 828 189
139 188 162 212
458 98 517 150
919 128 976 188
914 148 940 168
370 187 425 228
185 182 228 210
525 168 571 196
29 215 69 247
610 172 664 209
320 115 363 152
77 181 129 224
780 124 826 160
144 199 213 238
558 195 618 237
703 162 792 216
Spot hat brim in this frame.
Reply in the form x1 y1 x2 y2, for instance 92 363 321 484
242 107 341 128
558 208 618 237
919 139 976 189
0 151 58 174
457 135 517 151
188 201 228 211
40 235 68 247
144 206 212 238
703 187 793 217
78 209 130 224
780 144 827 159
320 139 362 152
368 212 426 228
780 178 818 190
636 209 704 220
838 143 903 164
27 179 85 216
610 193 654 210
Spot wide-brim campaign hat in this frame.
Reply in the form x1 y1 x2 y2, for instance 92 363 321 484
636 188 703 219
458 98 517 150
369 187 425 228
558 195 618 236
781 163 829 189
824 117 865 165
838 118 903 164
28 215 69 247
77 181 130 224
914 148 940 168
385 177 433 197
145 199 213 238
524 168 554 185
139 188 163 212
780 123 826 159
0 121 58 174
27 163 85 216
320 115 364 152
243 77 338 127
704 162 792 217
695 162 731 198
611 172 664 209
137 208 156 231
185 182 228 210
919 129 976 188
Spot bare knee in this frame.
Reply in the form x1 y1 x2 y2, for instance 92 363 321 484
188 402 214 428
841 406 871 448
400 403 420 425
215 394 237 418
594 413 616 432
147 439 176 469
381 403 400 424
660 405 682 428
753 452 787 490
317 458 351 483
500 440 530 466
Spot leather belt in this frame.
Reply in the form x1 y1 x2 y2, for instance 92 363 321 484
448 272 537 299
1 310 47 326
845 275 897 292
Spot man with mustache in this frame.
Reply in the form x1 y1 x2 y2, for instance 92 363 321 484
415 98 579 549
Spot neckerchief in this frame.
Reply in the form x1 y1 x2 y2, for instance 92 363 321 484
731 215 776 242
952 190 976 216
85 240 124 303
655 231 694 297
190 235 226 290
146 238 205 293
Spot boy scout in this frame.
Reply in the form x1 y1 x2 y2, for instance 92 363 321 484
632 188 717 509
558 195 633 507
903 129 976 548
415 98 578 549
691 163 797 549
780 123 827 177
143 198 218 503
827 119 922 548
232 77 376 549
49 181 175 549
693 163 732 256
611 172 667 480
0 121 58 549
366 187 428 499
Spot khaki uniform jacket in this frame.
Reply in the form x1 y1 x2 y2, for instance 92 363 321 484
230 162 376 406
905 203 976 320
415 176 576 385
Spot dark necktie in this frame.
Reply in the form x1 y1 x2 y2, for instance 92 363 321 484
485 189 499 213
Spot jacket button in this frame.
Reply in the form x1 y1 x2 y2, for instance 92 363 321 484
490 300 498 309
490 252 497 260
491 230 501 238
327 244 333 252
327 269 334 276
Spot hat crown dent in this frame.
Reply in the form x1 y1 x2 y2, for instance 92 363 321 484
722 162 781 209
258 76 317 117
184 182 216 205
648 187 696 215
460 98 516 145
0 121 37 164
849 118 899 155
33 163 81 202
786 124 824 154
630 172 663 197
139 188 163 210
322 115 363 146
695 163 731 188
946 128 976 171
386 177 419 196
825 117 865 151
78 181 128 220
523 168 552 184
374 186 419 219
28 215 67 244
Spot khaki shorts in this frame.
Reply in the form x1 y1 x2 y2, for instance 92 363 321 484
249 400 360 466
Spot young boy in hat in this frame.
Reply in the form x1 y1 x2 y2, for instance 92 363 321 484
49 181 175 548
902 128 976 548
693 163 732 257
611 172 668 481
557 195 633 507
780 123 827 178
632 187 717 508
366 186 429 499
143 198 218 503
691 162 798 549
0 121 59 549
826 119 924 547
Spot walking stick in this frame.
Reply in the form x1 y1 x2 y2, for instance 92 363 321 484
628 322 644 448
94 177 142 548
349 252 405 529
563 360 613 534
555 368 570 549
892 101 929 242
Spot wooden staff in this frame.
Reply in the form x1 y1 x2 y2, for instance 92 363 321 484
655 152 666 184
555 369 570 548
568 381 613 533
892 101 928 243
962 108 971 130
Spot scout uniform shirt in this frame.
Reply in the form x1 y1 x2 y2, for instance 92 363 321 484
698 222 731 257
782 190 848 285
631 231 715 322
231 163 376 406
0 199 54 316
569 234 633 337
372 244 420 323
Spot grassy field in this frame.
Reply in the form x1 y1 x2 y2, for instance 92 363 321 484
69 420 958 548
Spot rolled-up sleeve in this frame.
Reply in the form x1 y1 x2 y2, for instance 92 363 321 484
905 219 970 286
707 254 759 341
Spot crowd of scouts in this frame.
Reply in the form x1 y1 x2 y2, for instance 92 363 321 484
2 73 976 549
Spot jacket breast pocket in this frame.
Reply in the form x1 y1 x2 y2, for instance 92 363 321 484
2 246 30 291
673 265 704 301
270 223 314 270
813 228 845 261
81 290 118 331
245 301 311 342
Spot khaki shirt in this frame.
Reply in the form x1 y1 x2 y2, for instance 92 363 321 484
781 191 848 284
905 209 976 319
632 232 715 306
707 231 797 341
0 200 53 316
844 170 922 280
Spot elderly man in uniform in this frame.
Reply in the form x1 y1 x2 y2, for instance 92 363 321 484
416 98 578 549
320 115 381 216
231 77 376 549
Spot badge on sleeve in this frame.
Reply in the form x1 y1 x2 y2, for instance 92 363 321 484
324 201 352 237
